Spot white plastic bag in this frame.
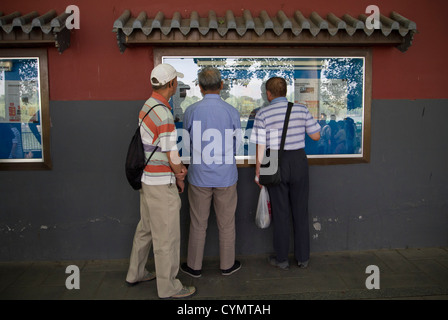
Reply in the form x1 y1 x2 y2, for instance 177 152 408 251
255 186 271 229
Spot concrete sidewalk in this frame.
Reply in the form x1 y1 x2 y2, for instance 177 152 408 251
0 247 447 300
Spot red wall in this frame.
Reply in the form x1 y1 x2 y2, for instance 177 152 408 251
3 0 448 101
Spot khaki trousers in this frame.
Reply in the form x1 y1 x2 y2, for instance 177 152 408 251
187 183 238 270
126 183 183 298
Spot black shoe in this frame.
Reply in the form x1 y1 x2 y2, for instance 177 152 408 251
221 260 241 276
181 263 202 278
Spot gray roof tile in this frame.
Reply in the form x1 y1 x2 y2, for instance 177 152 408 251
113 9 416 36
0 10 73 53
112 9 417 53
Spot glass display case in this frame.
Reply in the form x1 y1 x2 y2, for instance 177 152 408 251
157 47 372 165
0 49 51 170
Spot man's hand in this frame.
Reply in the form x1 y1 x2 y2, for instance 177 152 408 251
255 168 263 189
175 166 187 181
255 144 265 189
175 166 187 193
176 179 185 193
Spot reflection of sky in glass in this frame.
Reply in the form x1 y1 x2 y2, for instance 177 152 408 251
165 58 201 97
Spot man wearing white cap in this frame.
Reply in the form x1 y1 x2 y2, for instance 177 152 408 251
126 63 196 299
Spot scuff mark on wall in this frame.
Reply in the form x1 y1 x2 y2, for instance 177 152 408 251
1 215 126 236
313 217 321 239
311 216 343 240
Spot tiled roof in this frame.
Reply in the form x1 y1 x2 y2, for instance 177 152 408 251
0 10 72 53
113 10 417 53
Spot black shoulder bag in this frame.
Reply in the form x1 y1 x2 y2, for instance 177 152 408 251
125 103 165 190
259 102 293 187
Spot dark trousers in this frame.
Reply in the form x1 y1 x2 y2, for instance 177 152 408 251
267 149 310 263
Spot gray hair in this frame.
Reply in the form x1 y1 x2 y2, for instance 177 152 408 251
198 67 222 91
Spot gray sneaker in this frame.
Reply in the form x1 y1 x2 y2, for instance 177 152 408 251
269 257 289 270
170 286 197 299
298 260 309 269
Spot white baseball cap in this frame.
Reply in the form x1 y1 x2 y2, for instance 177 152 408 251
150 63 184 86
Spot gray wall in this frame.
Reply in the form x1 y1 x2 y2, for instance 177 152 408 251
0 99 447 261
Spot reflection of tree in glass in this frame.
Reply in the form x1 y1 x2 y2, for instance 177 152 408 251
321 58 364 112
17 59 40 124
18 59 39 104
181 96 200 112
318 58 364 155
195 57 295 90
319 78 347 120
194 57 296 121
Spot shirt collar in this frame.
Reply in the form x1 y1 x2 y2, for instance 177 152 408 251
203 94 221 99
271 97 288 104
151 92 172 110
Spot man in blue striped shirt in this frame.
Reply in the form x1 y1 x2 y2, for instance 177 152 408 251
250 77 320 270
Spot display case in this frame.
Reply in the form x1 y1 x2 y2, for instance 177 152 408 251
0 49 51 170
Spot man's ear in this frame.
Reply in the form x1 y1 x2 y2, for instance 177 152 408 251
199 84 205 95
220 81 224 90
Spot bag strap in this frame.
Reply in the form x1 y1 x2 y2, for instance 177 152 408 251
139 103 166 166
139 103 166 127
278 102 294 160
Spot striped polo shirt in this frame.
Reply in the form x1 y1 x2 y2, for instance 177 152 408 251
140 93 178 186
250 97 321 150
